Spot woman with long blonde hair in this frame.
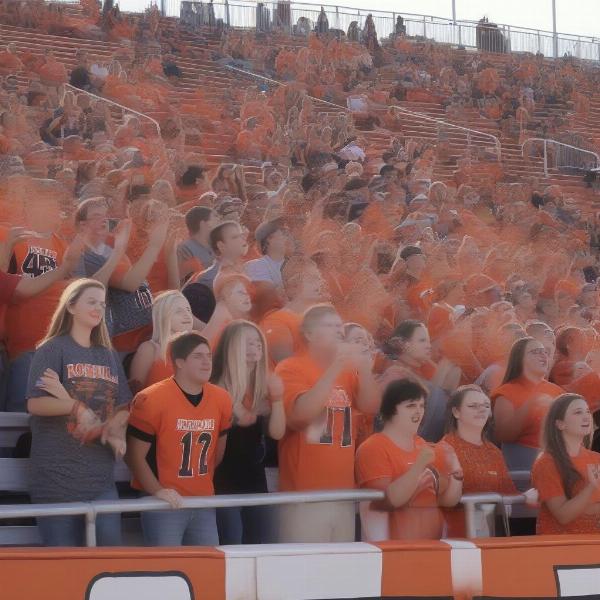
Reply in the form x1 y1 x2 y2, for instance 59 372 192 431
128 290 194 393
26 278 131 546
211 319 286 544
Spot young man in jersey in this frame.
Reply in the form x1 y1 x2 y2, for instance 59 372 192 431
275 304 379 542
126 332 232 546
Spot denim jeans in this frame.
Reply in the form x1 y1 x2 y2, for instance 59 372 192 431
216 505 275 545
6 351 34 413
36 486 121 547
142 507 219 546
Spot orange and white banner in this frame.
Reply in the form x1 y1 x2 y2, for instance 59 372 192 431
2 536 600 599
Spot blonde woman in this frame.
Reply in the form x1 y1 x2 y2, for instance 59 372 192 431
128 290 194 393
211 320 285 544
26 279 131 546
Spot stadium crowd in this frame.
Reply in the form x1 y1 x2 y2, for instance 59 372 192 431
2 0 600 548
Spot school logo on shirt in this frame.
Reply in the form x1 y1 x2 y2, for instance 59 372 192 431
306 387 352 447
66 363 119 384
21 246 58 278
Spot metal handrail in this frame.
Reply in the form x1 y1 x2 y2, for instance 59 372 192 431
521 137 600 177
64 83 162 139
225 64 501 161
0 489 527 546
390 105 502 161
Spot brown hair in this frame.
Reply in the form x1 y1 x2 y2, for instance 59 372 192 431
445 384 493 439
555 327 582 359
542 393 590 499
209 220 239 254
170 332 210 364
502 336 534 384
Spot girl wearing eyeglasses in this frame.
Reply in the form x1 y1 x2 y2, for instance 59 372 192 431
442 385 517 536
491 337 563 474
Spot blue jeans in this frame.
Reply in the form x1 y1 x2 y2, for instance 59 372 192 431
142 508 219 546
6 351 34 413
217 506 274 545
36 486 121 547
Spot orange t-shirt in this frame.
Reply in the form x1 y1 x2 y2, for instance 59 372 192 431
128 377 232 496
275 353 360 491
568 371 600 413
490 377 564 448
442 432 517 537
355 433 446 540
5 234 68 359
532 448 600 535
260 308 304 365
145 356 174 388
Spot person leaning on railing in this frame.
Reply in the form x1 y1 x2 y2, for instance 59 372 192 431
441 385 517 537
125 332 233 547
355 379 463 541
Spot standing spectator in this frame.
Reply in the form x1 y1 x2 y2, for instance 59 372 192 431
73 198 167 353
275 304 379 542
532 393 600 534
177 207 220 284
244 217 289 292
260 257 327 364
126 332 233 546
186 221 248 290
355 379 462 540
491 337 563 474
128 290 194 393
211 320 286 544
26 278 130 546
442 385 517 537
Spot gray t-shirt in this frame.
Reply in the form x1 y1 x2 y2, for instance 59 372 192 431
177 238 215 278
26 334 131 503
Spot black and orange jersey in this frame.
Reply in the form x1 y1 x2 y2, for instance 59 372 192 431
128 377 233 497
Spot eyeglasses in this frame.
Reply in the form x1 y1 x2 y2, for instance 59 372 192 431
527 348 548 356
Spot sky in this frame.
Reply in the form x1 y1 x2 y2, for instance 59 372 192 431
293 0 599 38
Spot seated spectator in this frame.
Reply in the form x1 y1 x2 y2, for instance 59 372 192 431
244 217 289 292
275 304 379 542
260 256 327 365
549 327 591 387
442 385 517 537
355 379 462 540
26 278 130 546
212 320 285 544
128 290 194 393
532 393 600 534
177 206 220 283
126 332 233 546
491 337 563 474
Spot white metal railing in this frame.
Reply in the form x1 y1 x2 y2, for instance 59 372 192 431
390 105 502 161
225 64 501 163
0 489 527 546
165 0 600 61
522 137 600 177
45 0 600 61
